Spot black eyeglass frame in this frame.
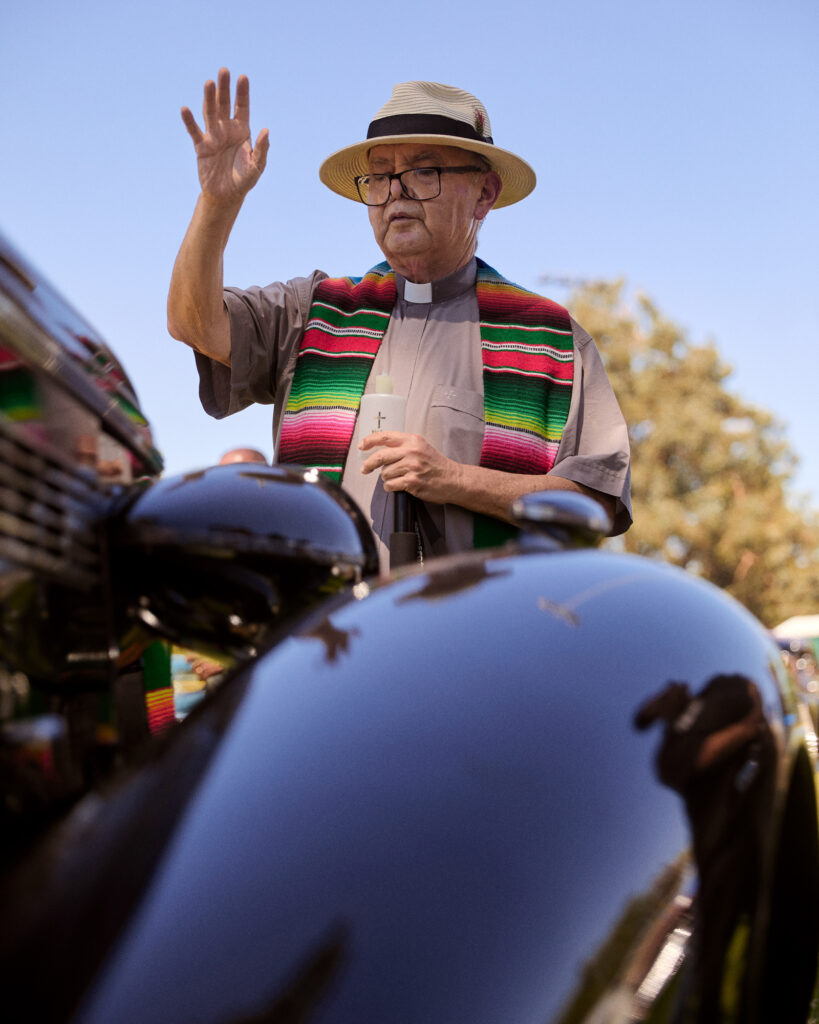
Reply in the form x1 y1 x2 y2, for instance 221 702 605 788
353 165 486 206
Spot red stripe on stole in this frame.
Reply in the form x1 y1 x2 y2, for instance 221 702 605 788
477 289 572 331
482 348 573 379
316 274 396 312
302 326 383 356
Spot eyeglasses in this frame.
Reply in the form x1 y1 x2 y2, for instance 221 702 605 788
354 166 485 206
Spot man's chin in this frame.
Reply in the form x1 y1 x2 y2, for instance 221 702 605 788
385 221 423 243
380 240 427 266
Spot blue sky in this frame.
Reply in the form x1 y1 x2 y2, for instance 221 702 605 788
3 0 818 505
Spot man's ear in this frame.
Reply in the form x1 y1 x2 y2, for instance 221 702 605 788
475 171 503 221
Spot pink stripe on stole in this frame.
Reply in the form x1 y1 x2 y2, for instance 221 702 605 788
481 425 560 474
280 408 356 440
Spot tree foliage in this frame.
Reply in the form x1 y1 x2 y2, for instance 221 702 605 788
566 279 819 627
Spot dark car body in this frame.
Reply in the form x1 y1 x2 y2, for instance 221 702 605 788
0 230 378 838
1 233 818 1023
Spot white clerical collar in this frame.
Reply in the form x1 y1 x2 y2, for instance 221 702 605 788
395 260 477 305
403 280 433 304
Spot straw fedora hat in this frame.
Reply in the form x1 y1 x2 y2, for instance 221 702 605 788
319 81 536 210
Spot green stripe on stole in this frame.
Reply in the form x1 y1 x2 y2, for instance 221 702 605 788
279 258 574 549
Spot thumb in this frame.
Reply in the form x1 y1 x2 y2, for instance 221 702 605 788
253 128 270 174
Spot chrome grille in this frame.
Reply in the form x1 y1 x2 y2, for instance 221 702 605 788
0 418 104 589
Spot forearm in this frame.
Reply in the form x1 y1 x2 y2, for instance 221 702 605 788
361 432 616 524
695 712 763 770
167 193 243 365
447 463 615 523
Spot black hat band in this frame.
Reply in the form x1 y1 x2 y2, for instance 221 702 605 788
367 113 494 146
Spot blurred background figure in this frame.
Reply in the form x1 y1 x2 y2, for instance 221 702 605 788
218 447 267 466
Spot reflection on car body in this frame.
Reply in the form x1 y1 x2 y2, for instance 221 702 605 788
1 231 818 1023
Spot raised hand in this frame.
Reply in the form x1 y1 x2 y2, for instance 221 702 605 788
181 68 270 207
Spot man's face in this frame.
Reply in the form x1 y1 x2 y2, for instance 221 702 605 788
365 143 500 283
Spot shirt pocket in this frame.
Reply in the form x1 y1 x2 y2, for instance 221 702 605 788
427 385 485 465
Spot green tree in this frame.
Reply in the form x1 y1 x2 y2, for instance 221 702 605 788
565 279 819 627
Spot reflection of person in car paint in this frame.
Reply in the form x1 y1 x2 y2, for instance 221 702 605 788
634 674 775 1023
172 446 268 719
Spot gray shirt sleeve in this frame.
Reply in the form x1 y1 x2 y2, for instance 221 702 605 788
549 318 632 535
195 271 328 443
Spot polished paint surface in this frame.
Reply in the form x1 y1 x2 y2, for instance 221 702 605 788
5 544 808 1023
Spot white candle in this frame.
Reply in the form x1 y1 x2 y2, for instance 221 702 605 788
356 376 407 468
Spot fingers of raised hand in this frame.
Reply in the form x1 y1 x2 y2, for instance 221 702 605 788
216 67 232 120
201 76 218 131
180 106 203 145
234 74 251 123
199 69 248 138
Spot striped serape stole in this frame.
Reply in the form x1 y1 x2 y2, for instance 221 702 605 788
473 259 574 547
475 259 574 474
278 265 396 481
278 260 575 548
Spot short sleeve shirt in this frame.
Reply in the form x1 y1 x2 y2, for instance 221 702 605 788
195 258 632 567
